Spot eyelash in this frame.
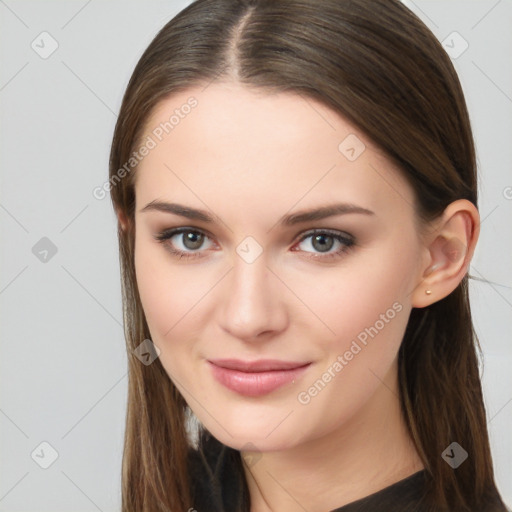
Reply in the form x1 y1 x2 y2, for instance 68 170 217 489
154 227 355 262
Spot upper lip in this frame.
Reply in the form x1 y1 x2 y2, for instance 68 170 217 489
208 359 311 372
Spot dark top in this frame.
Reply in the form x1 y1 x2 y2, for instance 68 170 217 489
188 432 509 512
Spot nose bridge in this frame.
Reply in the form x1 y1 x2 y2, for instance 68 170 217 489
233 251 269 300
219 248 285 340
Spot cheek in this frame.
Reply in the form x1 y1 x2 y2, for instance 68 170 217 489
290 239 416 424
134 241 206 396
287 240 415 410
135 236 206 333
135 227 417 361
135 246 171 335
134 237 225 393
288 238 416 353
135 239 192 343
132 228 417 448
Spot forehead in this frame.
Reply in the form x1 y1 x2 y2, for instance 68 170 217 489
134 82 415 221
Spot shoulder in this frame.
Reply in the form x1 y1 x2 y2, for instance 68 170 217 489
330 471 510 512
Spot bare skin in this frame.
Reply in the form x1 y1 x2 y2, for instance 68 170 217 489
121 82 479 511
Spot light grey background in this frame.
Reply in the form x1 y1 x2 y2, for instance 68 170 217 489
0 1 510 510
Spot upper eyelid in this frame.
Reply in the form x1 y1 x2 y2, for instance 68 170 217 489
155 226 214 242
156 226 354 246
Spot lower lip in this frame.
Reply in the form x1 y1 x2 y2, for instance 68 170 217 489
208 362 310 397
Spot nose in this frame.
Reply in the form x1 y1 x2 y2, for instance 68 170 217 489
218 252 288 342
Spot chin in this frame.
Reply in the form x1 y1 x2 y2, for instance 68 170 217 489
198 412 307 453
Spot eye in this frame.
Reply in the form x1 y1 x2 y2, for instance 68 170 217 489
154 227 355 261
154 228 215 260
292 229 355 261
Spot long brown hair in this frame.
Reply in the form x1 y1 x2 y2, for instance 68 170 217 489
109 0 506 510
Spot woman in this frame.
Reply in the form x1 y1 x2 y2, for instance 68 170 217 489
109 0 509 510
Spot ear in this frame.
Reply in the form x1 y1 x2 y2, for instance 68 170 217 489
411 199 479 308
116 209 130 232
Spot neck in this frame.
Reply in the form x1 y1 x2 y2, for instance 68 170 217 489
243 360 424 512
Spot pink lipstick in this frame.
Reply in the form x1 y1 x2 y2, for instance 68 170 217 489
208 359 311 397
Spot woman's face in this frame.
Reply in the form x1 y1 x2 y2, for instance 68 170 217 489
132 82 428 451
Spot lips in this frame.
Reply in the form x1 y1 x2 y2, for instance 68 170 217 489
210 359 309 372
207 359 311 397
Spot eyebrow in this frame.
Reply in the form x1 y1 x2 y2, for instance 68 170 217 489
140 200 374 226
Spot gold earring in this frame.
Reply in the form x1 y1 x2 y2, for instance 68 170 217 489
425 289 432 295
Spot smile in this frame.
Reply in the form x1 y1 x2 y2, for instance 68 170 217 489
207 359 311 397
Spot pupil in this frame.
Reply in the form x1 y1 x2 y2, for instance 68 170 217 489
184 232 203 250
313 234 333 252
